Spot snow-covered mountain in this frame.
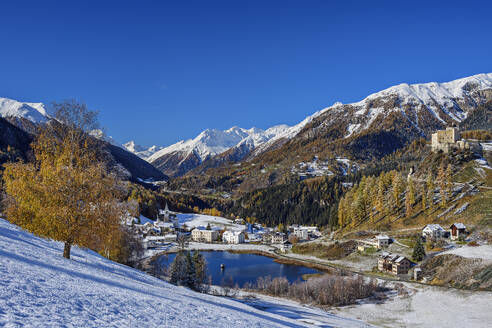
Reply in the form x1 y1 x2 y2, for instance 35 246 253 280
147 125 290 177
327 72 492 138
149 73 492 177
0 97 51 123
123 141 164 160
263 73 492 146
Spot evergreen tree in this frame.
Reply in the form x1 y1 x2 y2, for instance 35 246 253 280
185 251 197 290
421 182 427 211
412 237 426 261
438 161 446 207
446 164 453 197
337 197 345 230
193 251 208 289
426 171 435 208
170 251 188 285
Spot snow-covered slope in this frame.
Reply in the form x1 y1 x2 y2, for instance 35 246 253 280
0 97 51 123
147 125 290 176
0 218 315 327
323 72 492 138
251 108 331 156
123 140 164 160
148 126 274 163
89 129 124 148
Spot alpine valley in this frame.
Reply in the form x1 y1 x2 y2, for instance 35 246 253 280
122 73 492 190
2 72 492 229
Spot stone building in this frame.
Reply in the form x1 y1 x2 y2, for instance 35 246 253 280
431 127 469 153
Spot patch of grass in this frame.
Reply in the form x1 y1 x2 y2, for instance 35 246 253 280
397 238 416 248
358 246 377 256
292 240 357 260
453 161 479 183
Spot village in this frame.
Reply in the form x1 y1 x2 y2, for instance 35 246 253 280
124 126 491 287
126 203 322 251
124 199 488 289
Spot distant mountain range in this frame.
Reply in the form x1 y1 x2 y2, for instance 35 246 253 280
137 125 297 177
123 72 492 178
3 73 491 182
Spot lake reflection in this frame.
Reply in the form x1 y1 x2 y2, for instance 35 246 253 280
159 251 319 287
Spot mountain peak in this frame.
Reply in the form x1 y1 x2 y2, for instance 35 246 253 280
0 97 51 123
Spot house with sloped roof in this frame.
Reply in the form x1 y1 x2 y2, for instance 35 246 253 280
449 223 467 240
422 224 445 239
378 252 411 275
375 234 390 248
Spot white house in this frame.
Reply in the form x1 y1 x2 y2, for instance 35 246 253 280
191 227 219 242
292 227 309 240
222 230 245 244
422 224 445 239
375 234 390 248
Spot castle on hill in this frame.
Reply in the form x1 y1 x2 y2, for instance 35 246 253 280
431 127 470 153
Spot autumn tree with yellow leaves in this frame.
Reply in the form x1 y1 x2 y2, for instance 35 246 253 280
3 101 129 259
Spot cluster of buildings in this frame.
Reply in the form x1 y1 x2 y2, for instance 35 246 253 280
125 204 180 248
371 222 468 276
289 225 321 240
126 202 323 249
422 223 467 241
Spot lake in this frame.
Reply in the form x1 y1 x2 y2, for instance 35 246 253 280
158 251 320 287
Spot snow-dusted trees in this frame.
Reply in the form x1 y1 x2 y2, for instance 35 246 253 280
170 251 188 285
169 251 208 292
193 251 208 287
3 101 129 259
244 274 380 307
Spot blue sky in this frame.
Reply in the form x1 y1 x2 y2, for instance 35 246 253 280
1 1 491 146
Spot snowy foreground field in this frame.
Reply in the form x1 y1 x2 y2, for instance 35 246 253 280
0 218 363 328
1 218 491 328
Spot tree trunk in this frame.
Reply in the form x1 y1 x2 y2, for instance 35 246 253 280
63 241 72 259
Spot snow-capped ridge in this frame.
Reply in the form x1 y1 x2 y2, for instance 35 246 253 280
361 73 492 105
148 125 291 165
335 73 492 137
0 97 51 123
123 140 164 160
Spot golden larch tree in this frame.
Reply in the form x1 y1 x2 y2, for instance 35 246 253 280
3 101 129 259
